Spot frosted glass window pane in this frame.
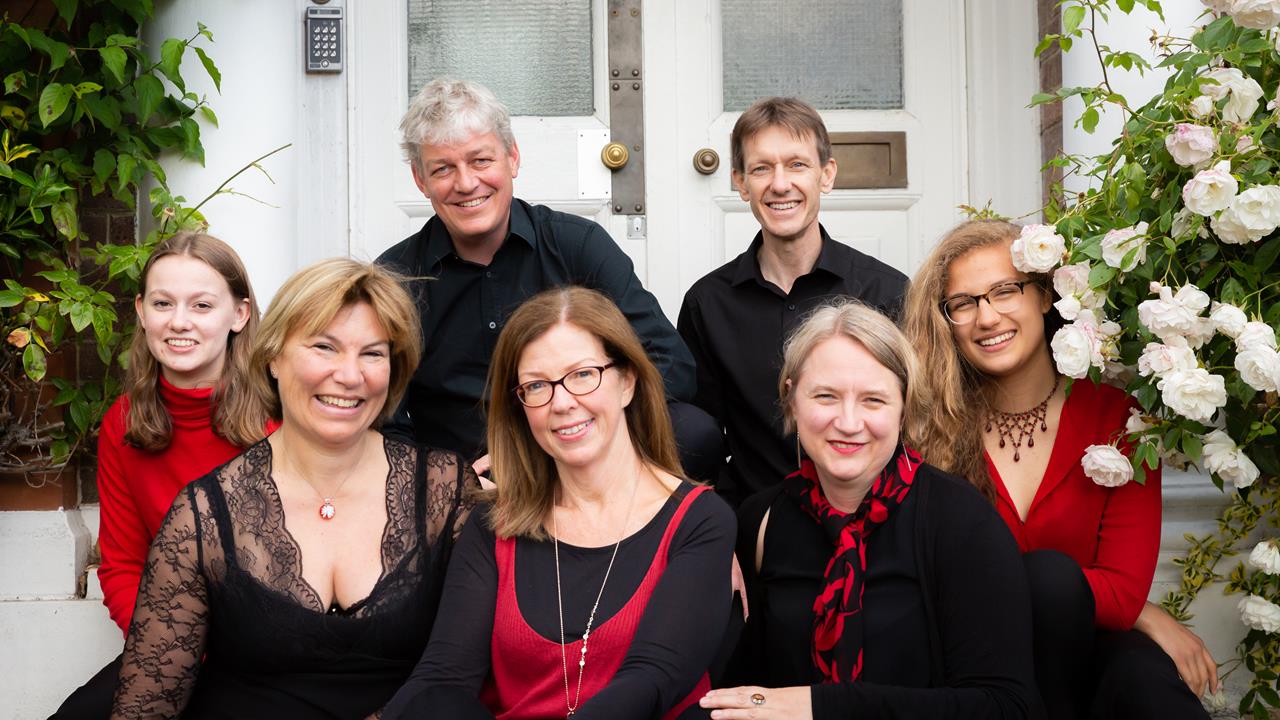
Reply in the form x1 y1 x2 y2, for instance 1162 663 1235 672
722 0 903 111
408 1 593 116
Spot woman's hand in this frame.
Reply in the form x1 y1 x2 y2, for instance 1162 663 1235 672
1134 601 1218 697
700 686 811 720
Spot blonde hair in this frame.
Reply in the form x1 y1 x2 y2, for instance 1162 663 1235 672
249 258 421 425
778 299 923 440
901 219 1051 501
485 287 681 540
125 232 267 450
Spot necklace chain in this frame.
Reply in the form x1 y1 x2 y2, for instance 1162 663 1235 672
985 376 1060 462
278 431 367 520
553 471 641 717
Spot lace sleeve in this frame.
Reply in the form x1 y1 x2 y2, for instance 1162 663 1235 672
111 482 212 719
422 448 479 549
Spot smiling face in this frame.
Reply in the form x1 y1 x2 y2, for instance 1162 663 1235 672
269 302 391 449
135 255 250 389
733 124 836 248
791 335 904 500
516 321 636 472
411 130 520 261
943 243 1052 379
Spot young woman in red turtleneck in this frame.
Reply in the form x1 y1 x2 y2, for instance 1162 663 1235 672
52 232 273 719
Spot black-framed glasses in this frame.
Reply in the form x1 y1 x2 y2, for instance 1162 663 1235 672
939 280 1033 325
513 363 617 408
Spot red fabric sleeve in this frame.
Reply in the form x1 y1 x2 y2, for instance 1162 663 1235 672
1080 392 1162 631
96 399 148 634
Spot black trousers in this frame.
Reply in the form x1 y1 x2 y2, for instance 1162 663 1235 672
1022 550 1209 720
49 653 120 720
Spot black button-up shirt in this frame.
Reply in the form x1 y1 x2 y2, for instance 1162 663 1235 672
677 227 908 504
377 199 695 459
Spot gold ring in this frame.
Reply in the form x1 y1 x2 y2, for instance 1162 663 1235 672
750 692 766 706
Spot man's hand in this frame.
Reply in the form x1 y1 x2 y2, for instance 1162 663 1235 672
472 454 495 490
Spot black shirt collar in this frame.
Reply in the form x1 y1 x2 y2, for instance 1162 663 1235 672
422 198 538 268
730 225 845 287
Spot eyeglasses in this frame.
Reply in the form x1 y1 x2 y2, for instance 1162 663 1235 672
939 281 1034 325
513 363 616 408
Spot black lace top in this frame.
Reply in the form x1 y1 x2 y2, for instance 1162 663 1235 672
110 436 476 720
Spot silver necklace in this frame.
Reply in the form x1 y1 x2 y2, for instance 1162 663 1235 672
552 472 641 717
280 432 367 520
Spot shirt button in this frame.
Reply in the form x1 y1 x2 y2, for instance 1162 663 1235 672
485 271 493 278
787 303 797 311
488 321 497 330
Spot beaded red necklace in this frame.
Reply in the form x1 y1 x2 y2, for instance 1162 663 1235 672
986 376 1059 462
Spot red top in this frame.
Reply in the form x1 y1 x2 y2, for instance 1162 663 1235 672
987 380 1161 631
482 486 712 720
97 377 275 633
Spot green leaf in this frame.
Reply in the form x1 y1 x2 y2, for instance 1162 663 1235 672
51 200 78 239
4 70 25 94
179 117 203 164
98 46 128 85
51 0 77 27
158 38 186 92
68 301 93 332
23 344 46 382
1117 0 1135 12
0 289 24 307
134 73 164 124
82 94 122 130
67 399 89 433
193 46 220 93
1258 236 1280 273
73 81 103 97
93 149 115 185
1030 92 1057 106
116 152 137 192
38 82 74 128
1082 106 1100 134
199 105 218 127
1088 263 1117 288
1063 5 1086 35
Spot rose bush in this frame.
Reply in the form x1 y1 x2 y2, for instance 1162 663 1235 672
1034 1 1280 714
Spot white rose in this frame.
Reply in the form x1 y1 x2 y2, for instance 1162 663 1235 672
1137 341 1198 378
1211 302 1249 338
1249 540 1280 575
1165 124 1217 167
1138 284 1210 342
1157 367 1227 423
1239 594 1280 632
1204 429 1262 488
1189 94 1215 118
1203 0 1234 10
1051 324 1094 379
1101 222 1150 271
1238 135 1256 153
1053 295 1082 321
1201 68 1265 123
1082 444 1133 488
1235 346 1280 391
1051 263 1101 320
1182 161 1238 216
1213 185 1280 243
1010 224 1066 273
1237 321 1278 351
1212 204 1260 244
1125 408 1155 435
1230 0 1280 29
1186 316 1218 349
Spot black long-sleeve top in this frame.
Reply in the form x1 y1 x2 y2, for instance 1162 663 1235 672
384 482 736 719
677 228 907 504
728 464 1044 720
377 199 696 459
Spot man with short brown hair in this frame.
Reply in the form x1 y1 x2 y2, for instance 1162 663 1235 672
678 96 908 504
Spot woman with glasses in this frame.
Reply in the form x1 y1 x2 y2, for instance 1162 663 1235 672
383 287 735 720
903 219 1211 719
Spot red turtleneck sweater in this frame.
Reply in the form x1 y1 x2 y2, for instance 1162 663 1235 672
96 377 272 633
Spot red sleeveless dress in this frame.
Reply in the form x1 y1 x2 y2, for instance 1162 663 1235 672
481 485 713 719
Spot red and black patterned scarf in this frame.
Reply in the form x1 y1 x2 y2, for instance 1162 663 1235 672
782 444 922 683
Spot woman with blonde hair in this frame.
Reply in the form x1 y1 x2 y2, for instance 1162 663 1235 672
384 286 735 719
110 258 476 719
903 219 1211 718
702 299 1039 719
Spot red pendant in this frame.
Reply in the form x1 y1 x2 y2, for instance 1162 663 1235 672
319 499 336 520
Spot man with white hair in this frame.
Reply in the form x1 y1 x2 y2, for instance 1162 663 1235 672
379 78 719 478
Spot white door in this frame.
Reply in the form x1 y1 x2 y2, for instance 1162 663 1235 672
348 1 969 316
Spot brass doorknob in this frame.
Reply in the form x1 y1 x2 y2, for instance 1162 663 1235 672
693 148 720 175
601 142 629 170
